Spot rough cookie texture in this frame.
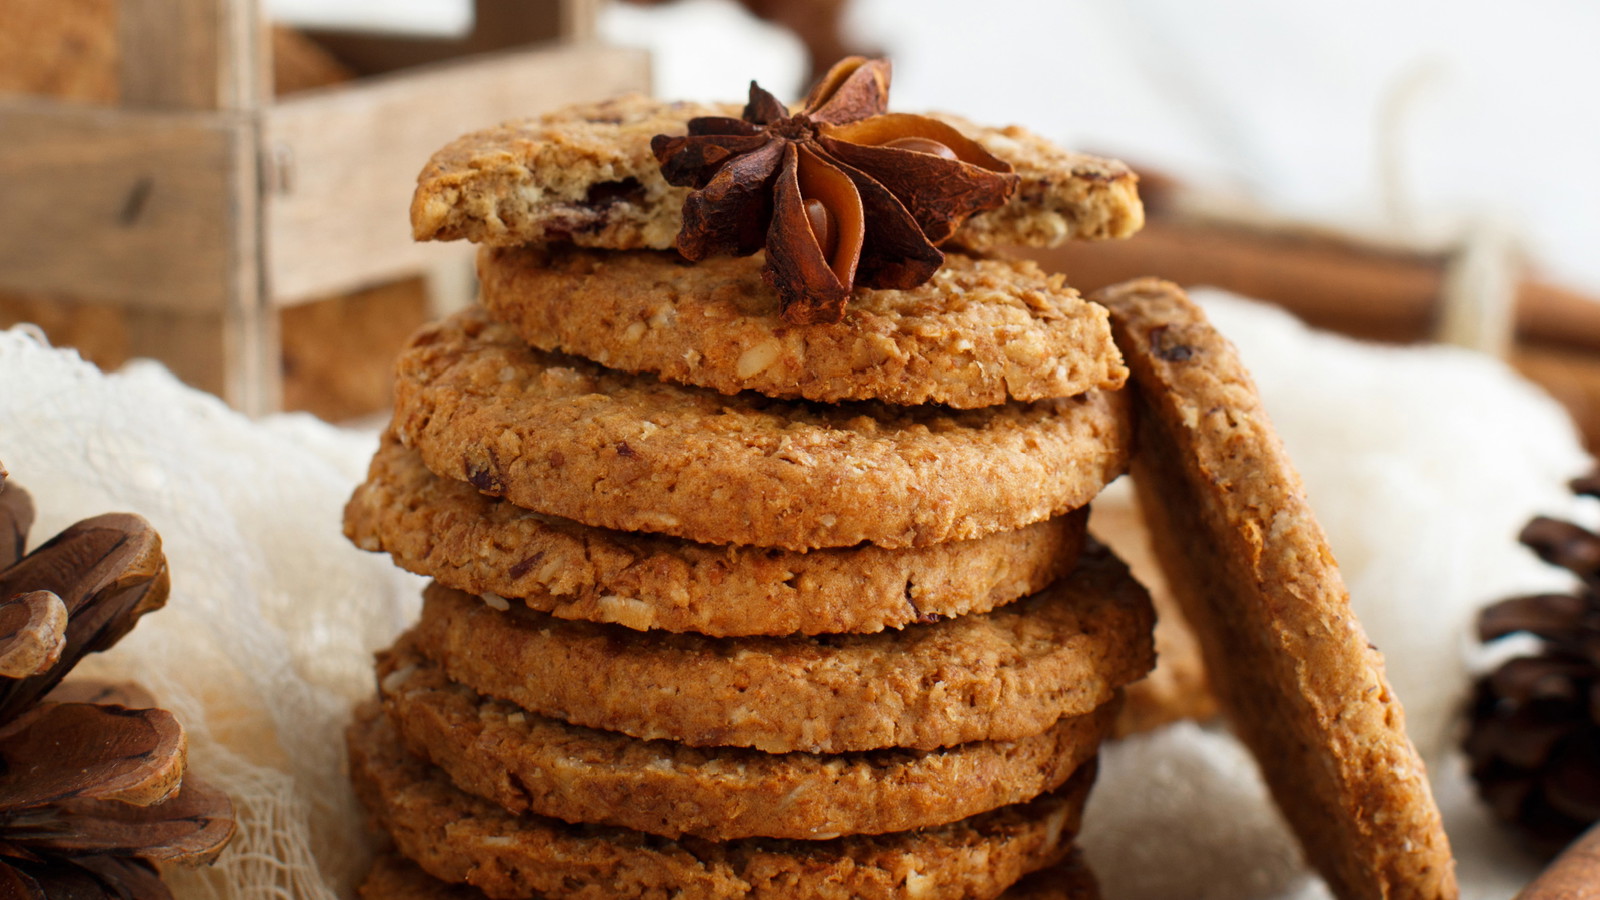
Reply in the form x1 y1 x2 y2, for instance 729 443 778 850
359 850 1102 900
392 308 1132 550
345 436 1088 636
478 246 1127 408
411 95 1142 252
1097 278 1457 900
411 542 1154 754
378 636 1114 840
350 707 1093 900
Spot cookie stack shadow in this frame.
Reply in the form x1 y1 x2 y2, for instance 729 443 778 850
343 216 1155 899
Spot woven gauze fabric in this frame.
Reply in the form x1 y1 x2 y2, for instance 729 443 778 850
0 327 422 899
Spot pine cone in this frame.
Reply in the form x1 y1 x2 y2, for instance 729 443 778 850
1464 474 1600 858
0 465 235 898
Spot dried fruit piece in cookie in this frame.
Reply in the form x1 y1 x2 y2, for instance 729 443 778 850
345 435 1088 636
411 95 1141 253
349 705 1095 900
378 635 1113 840
1097 278 1456 900
409 542 1154 754
477 246 1127 408
392 308 1131 551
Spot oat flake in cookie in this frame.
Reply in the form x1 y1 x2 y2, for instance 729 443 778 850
1098 278 1456 900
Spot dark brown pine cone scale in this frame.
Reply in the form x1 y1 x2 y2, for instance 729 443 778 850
1465 476 1600 856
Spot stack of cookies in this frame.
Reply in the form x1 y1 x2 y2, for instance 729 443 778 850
344 61 1159 899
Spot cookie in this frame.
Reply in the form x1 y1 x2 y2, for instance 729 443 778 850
410 94 1142 252
350 705 1094 900
345 435 1088 636
1096 278 1457 900
410 542 1154 754
392 307 1132 550
359 849 1101 900
477 245 1127 408
377 635 1114 840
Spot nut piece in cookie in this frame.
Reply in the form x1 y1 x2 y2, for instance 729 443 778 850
1097 278 1456 900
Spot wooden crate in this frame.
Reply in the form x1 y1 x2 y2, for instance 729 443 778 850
0 0 648 415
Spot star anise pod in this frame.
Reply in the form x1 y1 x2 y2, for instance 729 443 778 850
651 56 1018 325
1464 472 1600 858
0 468 234 899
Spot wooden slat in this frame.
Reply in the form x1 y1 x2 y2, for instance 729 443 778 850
262 43 650 305
117 0 265 110
0 100 252 315
306 0 578 76
122 308 230 397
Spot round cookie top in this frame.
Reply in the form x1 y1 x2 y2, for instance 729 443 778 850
377 636 1112 841
359 850 1104 900
411 93 1142 253
1096 278 1457 900
478 245 1127 408
391 307 1132 550
345 435 1087 636
350 705 1093 900
410 542 1155 754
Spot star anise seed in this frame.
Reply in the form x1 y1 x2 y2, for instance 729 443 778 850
652 56 1018 324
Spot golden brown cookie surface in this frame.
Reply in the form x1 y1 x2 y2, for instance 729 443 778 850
1097 278 1457 900
391 307 1132 550
359 848 1102 900
410 542 1154 754
478 246 1127 408
345 435 1088 635
349 706 1094 900
410 95 1141 252
377 636 1113 840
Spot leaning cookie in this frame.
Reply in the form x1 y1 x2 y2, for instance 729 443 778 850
1097 278 1457 900
392 307 1131 550
410 94 1141 251
410 542 1154 754
350 706 1094 900
345 435 1087 636
359 849 1103 900
477 246 1127 408
377 636 1113 840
